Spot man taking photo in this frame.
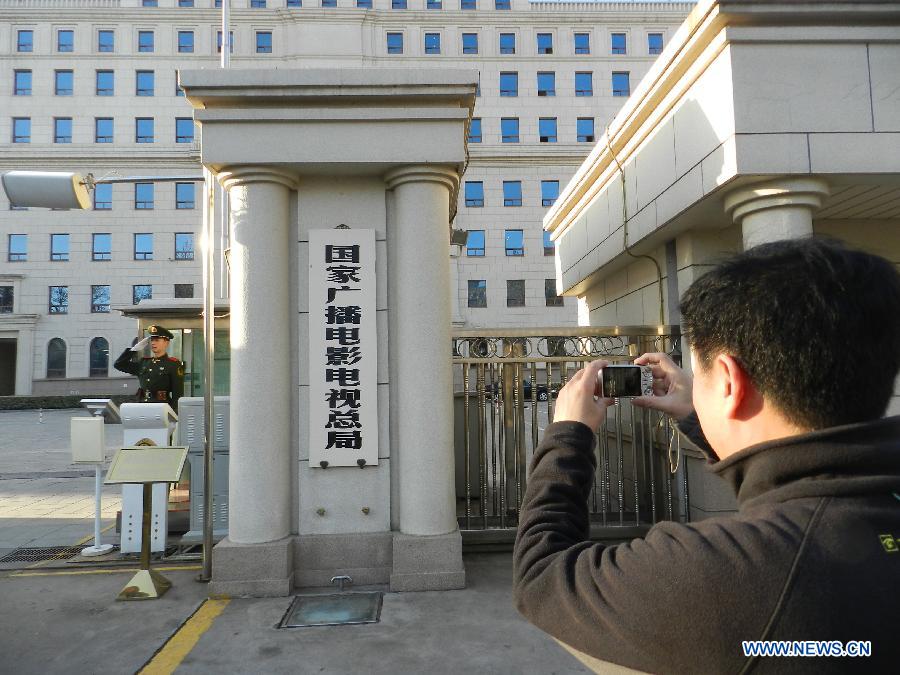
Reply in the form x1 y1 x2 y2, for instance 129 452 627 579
513 238 900 673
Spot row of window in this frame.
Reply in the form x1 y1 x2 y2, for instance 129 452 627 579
387 30 662 56
488 71 630 98
137 0 570 11
12 69 188 97
12 28 272 55
43 336 110 379
9 118 195 145
11 183 197 211
466 279 563 308
468 117 596 145
6 233 195 262
464 229 555 257
462 180 559 209
39 284 193 315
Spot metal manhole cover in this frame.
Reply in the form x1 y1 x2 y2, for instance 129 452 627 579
278 592 383 628
0 546 83 563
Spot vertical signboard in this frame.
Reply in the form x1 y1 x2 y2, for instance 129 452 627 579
308 229 379 467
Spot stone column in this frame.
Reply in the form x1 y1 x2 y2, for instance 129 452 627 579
211 166 297 597
385 165 465 591
724 177 830 249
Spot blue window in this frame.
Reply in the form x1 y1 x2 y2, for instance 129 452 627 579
251 0 266 6
96 70 114 95
499 72 517 96
138 31 154 52
136 70 154 96
611 33 627 55
539 118 557 143
49 288 69 315
217 31 234 53
175 183 195 209
12 118 30 143
54 118 72 143
58 29 74 52
178 0 194 6
14 70 31 95
462 33 478 54
575 71 593 97
574 32 590 54
176 75 184 97
91 287 111 314
468 280 486 307
133 285 152 305
427 0 442 7
17 30 33 52
92 234 112 261
499 33 515 54
176 118 194 143
51 234 70 261
503 181 522 207
466 230 485 256
468 118 482 143
425 33 440 54
536 33 553 54
55 70 74 96
256 31 272 54
175 233 194 260
648 33 663 55
93 185 112 210
460 0 475 7
495 0 510 9
287 0 301 6
98 30 114 52
612 71 630 97
505 230 524 256
95 118 114 143
464 181 484 207
537 71 555 96
8 234 27 262
541 180 559 207
178 31 194 53
356 0 370 7
543 231 554 256
134 233 153 259
500 117 519 143
134 184 154 209
135 118 154 143
392 0 407 8
143 0 158 5
386 32 403 54
577 117 594 143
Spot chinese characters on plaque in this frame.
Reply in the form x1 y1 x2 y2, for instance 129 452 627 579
308 229 379 467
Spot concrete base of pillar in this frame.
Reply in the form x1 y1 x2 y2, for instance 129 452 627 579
209 536 293 597
294 532 393 588
390 531 466 592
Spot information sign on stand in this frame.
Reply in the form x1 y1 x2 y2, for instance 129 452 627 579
106 446 188 600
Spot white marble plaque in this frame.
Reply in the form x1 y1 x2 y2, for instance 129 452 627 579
308 229 379 467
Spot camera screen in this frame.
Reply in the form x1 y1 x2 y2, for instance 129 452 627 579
602 367 643 398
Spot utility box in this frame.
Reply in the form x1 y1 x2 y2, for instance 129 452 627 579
177 396 230 542
71 417 105 464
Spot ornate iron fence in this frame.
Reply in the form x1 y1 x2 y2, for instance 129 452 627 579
452 326 688 535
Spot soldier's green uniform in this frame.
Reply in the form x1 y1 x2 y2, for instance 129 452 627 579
114 325 185 410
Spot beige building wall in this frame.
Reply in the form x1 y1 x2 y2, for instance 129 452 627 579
0 0 691 394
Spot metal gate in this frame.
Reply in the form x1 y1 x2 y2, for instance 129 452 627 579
452 326 688 536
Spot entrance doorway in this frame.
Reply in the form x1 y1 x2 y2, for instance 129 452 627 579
0 338 16 395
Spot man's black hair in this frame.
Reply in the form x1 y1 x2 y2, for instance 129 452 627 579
680 237 900 430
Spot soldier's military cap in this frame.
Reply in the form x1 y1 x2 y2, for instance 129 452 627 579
147 325 174 340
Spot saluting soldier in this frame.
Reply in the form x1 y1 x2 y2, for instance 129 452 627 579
114 325 185 411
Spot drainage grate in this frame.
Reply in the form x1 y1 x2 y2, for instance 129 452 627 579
279 592 383 628
0 546 83 564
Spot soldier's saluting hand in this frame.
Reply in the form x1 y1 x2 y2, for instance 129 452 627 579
114 325 184 411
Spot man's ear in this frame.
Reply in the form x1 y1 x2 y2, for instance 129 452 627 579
714 354 760 421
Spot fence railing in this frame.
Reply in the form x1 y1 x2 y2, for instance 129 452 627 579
452 326 688 536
